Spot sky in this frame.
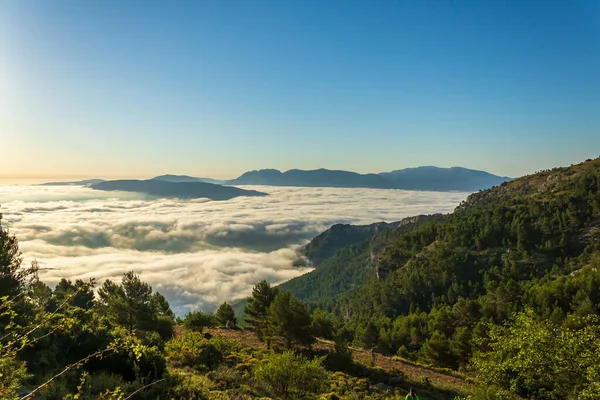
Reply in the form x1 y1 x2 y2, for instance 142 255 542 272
1 0 599 181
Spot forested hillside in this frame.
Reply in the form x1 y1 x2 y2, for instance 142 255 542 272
281 215 444 306
286 157 600 399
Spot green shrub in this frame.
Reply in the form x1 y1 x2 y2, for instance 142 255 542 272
209 336 242 356
134 346 168 380
206 366 244 389
169 371 213 399
0 355 29 399
253 351 328 398
165 331 222 370
197 342 223 369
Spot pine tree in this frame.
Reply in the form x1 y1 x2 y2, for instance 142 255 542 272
266 291 314 348
97 271 154 334
311 308 334 339
244 280 278 340
0 213 31 298
216 302 236 326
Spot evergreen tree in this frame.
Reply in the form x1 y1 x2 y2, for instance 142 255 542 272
311 308 335 339
152 292 176 319
0 213 33 298
359 320 379 350
183 310 216 331
267 291 314 348
97 271 154 334
419 331 455 368
215 302 236 326
244 280 278 340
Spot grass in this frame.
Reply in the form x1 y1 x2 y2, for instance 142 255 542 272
206 328 475 399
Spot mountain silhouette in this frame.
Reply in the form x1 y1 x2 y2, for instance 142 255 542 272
227 167 510 191
91 179 266 200
150 174 227 185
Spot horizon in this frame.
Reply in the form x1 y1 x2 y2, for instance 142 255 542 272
2 0 599 180
0 161 547 185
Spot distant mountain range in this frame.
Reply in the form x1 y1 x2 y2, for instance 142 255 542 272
41 175 225 186
227 166 511 192
149 174 227 185
40 179 106 186
90 180 266 200
41 166 511 193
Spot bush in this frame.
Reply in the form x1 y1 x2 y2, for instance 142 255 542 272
206 366 244 390
197 343 223 370
209 336 242 356
165 331 222 370
168 371 213 399
253 351 328 398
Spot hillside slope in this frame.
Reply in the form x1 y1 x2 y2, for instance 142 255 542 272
287 157 600 382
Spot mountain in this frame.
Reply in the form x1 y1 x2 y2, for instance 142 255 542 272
150 174 227 185
300 215 440 267
91 179 267 200
380 166 512 191
282 156 600 374
227 168 390 188
281 215 442 303
40 179 106 186
227 166 511 191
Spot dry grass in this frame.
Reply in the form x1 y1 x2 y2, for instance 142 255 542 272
207 328 473 393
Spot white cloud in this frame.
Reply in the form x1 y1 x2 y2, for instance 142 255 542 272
0 185 468 314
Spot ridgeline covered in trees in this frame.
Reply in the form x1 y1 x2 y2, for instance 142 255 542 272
1 157 600 399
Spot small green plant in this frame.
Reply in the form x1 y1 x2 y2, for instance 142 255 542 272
253 351 328 398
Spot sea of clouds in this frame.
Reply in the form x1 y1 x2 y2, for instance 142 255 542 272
0 184 468 315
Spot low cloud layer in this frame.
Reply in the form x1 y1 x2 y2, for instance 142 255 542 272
0 185 467 314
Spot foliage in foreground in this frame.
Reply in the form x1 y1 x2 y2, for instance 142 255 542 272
470 309 600 400
253 351 328 398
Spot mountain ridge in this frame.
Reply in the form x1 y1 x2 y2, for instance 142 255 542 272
38 166 510 192
281 157 600 308
150 174 227 185
227 166 511 191
90 179 267 200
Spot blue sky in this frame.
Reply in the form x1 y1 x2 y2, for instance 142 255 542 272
1 0 599 180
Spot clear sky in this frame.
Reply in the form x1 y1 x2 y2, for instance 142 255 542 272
1 0 599 181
